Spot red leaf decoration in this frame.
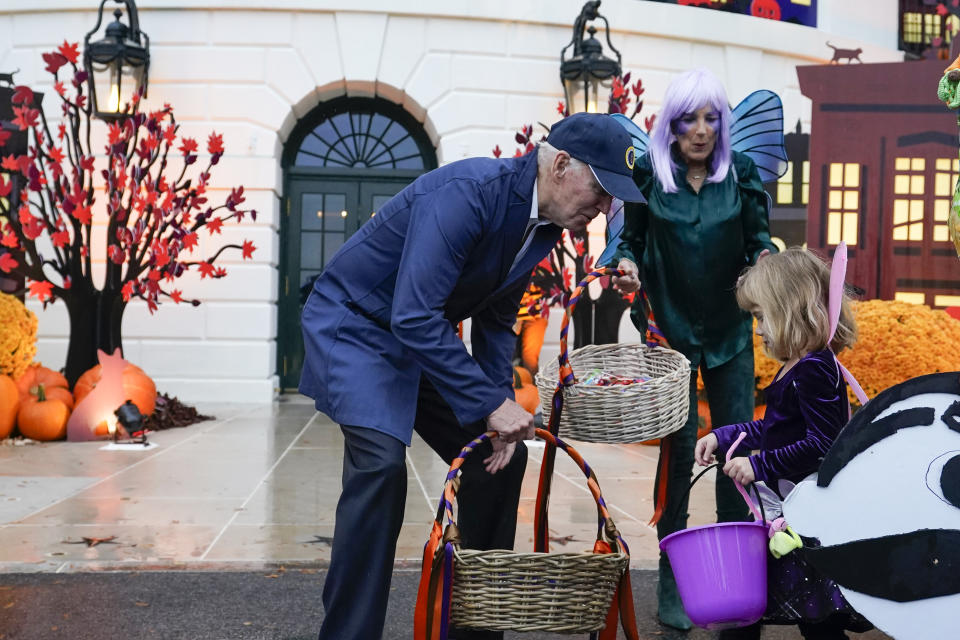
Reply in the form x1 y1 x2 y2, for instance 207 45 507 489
0 176 10 197
197 261 215 279
108 245 125 264
51 229 70 247
121 280 136 301
11 86 34 105
58 41 80 64
12 106 39 130
28 280 54 302
72 203 92 225
179 138 198 155
182 232 199 251
0 129 9 147
108 123 124 145
241 240 256 260
0 252 17 273
492 144 502 158
48 146 65 164
42 52 68 75
205 217 223 235
207 132 224 155
644 114 657 133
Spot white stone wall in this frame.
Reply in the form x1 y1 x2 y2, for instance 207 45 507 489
0 1 902 402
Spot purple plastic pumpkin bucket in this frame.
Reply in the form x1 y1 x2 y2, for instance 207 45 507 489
659 520 768 629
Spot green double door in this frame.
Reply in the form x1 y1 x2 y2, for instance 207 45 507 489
278 173 419 391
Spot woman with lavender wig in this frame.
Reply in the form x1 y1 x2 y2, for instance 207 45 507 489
609 68 778 630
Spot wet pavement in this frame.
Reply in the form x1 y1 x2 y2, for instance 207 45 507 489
0 397 890 639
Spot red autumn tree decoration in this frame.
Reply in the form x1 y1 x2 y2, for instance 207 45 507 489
0 41 257 385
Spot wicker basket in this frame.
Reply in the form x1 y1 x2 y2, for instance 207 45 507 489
534 268 690 444
415 429 632 636
536 342 690 443
450 547 627 632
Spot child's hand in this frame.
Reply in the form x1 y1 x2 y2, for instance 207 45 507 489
723 457 756 485
694 433 718 466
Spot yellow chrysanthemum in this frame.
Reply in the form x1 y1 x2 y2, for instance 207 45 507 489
839 299 960 406
0 292 38 379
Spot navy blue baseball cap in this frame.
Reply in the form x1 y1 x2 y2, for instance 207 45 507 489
546 112 645 203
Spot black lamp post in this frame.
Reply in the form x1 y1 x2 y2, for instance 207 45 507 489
83 0 149 121
560 0 622 114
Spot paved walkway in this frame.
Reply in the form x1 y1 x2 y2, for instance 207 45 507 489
0 396 724 573
0 397 894 638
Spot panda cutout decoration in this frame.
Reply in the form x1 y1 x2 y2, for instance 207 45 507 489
782 371 960 639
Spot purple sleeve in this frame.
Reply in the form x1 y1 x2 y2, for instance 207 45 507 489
713 419 764 457
750 353 846 483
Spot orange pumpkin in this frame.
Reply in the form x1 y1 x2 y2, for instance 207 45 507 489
16 364 69 399
513 383 540 415
73 362 156 416
25 384 74 410
17 384 69 441
513 366 534 387
0 375 19 439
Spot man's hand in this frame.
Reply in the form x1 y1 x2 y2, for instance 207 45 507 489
485 438 516 474
483 398 534 474
486 398 534 442
723 457 756 485
694 432 718 466
611 258 640 293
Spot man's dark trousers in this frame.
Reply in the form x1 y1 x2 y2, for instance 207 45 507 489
318 377 527 640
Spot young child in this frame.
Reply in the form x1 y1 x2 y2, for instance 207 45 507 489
694 247 868 640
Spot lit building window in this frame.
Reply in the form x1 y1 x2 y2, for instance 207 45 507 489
777 161 793 204
893 157 926 242
895 291 926 305
934 294 960 308
949 15 960 40
801 160 810 204
933 157 957 243
924 13 943 44
776 160 810 206
903 12 922 44
827 162 860 246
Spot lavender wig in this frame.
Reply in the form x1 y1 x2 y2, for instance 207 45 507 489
649 68 733 193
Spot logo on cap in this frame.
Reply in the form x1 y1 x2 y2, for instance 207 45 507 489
624 146 636 171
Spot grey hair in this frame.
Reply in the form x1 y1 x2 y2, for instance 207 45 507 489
537 141 588 173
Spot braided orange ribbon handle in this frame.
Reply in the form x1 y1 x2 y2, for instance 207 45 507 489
536 267 622 553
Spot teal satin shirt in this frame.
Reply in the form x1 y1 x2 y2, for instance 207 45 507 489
611 150 777 369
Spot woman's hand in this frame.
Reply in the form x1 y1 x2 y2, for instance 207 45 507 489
723 457 756 485
612 259 640 293
694 432 718 466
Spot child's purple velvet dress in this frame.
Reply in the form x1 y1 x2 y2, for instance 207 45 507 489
712 349 869 627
